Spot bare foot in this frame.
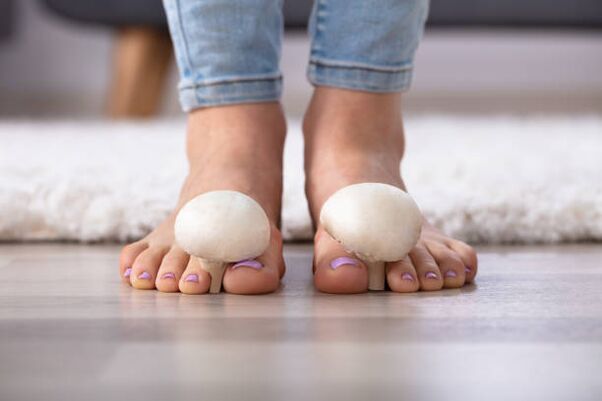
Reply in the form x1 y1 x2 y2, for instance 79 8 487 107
304 88 478 293
119 103 286 294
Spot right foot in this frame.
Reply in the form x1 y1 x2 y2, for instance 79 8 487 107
118 103 286 294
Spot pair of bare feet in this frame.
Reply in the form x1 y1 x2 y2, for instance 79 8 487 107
119 88 478 294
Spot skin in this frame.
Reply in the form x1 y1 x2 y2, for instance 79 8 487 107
119 103 286 294
304 88 478 293
119 87 478 294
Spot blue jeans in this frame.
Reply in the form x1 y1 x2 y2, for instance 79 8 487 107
163 0 429 111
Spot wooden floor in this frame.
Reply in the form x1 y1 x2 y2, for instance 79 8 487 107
0 243 601 401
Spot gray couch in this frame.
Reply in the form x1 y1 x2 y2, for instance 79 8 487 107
0 0 15 41
42 0 602 29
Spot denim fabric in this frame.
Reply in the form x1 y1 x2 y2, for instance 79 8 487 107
308 0 429 93
163 0 429 111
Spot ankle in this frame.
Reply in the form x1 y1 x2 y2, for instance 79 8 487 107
303 88 406 166
186 102 287 163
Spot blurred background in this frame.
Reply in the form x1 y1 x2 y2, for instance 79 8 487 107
1 0 600 118
2 3 602 399
0 0 601 244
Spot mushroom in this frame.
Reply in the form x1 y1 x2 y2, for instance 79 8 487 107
319 183 422 290
174 190 271 293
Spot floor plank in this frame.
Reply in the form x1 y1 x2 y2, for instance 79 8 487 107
0 243 601 401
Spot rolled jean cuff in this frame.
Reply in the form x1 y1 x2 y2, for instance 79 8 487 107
178 76 282 111
307 58 414 93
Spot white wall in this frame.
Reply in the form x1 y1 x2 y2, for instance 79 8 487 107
1 0 601 117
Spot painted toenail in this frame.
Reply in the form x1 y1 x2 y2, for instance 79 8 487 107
124 268 132 278
425 271 438 279
232 259 263 270
184 274 199 283
445 270 458 278
330 257 359 270
465 267 472 274
161 272 176 280
401 272 414 281
138 271 151 280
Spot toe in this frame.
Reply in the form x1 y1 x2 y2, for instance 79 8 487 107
447 239 478 283
178 257 211 295
425 241 466 288
386 256 420 293
313 228 368 294
130 245 169 290
409 244 444 291
223 226 283 295
119 241 148 284
155 246 190 292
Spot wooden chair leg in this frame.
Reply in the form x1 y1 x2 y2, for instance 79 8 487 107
107 27 173 118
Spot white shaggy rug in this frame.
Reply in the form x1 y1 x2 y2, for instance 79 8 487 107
1 115 601 244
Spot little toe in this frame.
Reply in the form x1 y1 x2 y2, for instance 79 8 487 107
409 244 444 291
447 239 478 283
119 241 148 284
130 245 169 289
425 242 466 288
178 257 211 295
223 226 283 295
313 228 368 294
386 256 420 293
155 246 190 292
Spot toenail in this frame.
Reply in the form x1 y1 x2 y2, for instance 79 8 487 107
330 257 359 270
232 259 263 270
445 270 458 278
161 272 176 280
124 268 132 278
425 271 438 280
401 272 414 281
465 267 472 274
184 274 199 283
138 271 151 280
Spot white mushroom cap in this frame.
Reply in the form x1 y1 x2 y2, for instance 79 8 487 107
174 191 270 262
319 183 422 262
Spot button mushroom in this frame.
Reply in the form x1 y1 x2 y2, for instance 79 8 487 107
319 183 422 291
174 190 271 293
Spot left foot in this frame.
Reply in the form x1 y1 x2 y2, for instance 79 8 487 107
304 88 478 293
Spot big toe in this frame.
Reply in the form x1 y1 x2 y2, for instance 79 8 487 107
313 228 368 294
222 226 283 295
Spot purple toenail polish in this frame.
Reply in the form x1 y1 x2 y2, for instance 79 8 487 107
425 271 438 279
161 272 176 280
465 267 472 274
232 259 263 270
401 272 414 281
184 274 199 283
124 268 132 278
138 271 151 280
330 257 359 270
445 270 458 278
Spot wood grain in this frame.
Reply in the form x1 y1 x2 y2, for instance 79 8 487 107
0 243 601 401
